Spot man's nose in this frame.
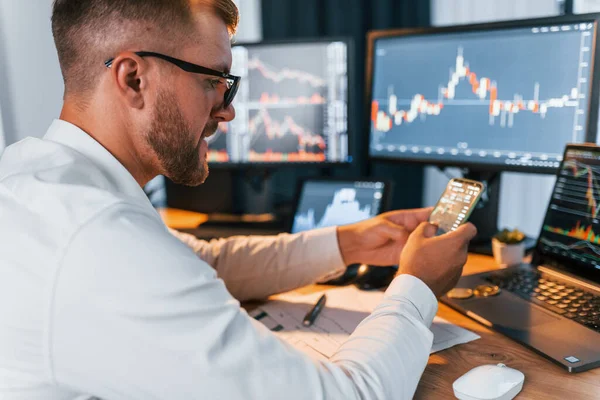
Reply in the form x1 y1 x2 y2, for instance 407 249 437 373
213 103 235 122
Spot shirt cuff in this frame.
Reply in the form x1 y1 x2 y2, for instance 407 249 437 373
301 226 347 282
384 274 438 327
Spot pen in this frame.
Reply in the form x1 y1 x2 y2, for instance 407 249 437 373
302 294 327 327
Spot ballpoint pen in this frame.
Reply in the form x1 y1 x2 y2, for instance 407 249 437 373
302 294 327 327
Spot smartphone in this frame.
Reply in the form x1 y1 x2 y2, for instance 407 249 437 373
429 178 484 236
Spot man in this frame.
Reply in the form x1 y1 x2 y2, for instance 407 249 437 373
0 0 476 399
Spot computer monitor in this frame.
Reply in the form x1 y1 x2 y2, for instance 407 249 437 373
207 39 351 166
366 15 600 173
290 179 391 234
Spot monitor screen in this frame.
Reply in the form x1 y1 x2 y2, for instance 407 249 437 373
368 18 598 171
291 180 387 234
537 146 600 278
207 40 350 165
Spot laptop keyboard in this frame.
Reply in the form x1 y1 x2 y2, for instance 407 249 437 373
485 269 600 333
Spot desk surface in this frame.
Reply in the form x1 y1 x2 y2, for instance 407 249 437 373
415 254 600 399
162 208 600 399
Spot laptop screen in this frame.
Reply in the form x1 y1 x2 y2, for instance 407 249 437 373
537 145 600 280
291 180 388 234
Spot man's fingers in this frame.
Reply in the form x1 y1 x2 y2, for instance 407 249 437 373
444 222 477 242
384 207 433 230
413 221 438 239
377 219 408 241
457 222 478 240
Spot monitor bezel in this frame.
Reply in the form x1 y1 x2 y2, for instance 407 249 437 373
209 36 355 168
532 143 600 285
287 177 394 234
365 13 600 175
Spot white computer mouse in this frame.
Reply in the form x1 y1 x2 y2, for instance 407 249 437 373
453 363 525 400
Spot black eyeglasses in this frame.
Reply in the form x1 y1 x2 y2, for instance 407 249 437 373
104 51 240 108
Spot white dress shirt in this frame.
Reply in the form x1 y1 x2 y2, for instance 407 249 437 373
0 119 438 400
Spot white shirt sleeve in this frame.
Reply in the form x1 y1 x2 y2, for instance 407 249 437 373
169 227 347 301
50 203 437 400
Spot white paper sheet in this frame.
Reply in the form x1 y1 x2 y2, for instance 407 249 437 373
250 286 480 359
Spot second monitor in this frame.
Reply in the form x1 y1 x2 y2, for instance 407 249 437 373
367 15 600 172
207 39 351 165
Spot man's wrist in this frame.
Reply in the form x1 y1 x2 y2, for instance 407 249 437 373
336 225 360 266
385 274 438 326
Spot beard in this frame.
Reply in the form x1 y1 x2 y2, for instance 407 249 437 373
146 89 218 186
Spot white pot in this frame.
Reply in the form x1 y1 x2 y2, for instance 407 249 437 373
492 238 525 267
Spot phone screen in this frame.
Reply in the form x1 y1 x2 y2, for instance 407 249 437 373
429 179 483 236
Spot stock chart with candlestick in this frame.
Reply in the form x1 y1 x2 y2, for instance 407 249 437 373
368 21 597 170
539 148 600 269
206 40 349 165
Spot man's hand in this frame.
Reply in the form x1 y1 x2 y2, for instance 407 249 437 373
398 222 477 298
336 208 433 266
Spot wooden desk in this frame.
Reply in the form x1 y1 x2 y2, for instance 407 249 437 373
414 254 600 400
157 208 208 230
162 209 600 399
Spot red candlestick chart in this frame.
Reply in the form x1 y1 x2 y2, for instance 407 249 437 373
208 42 348 163
371 48 580 133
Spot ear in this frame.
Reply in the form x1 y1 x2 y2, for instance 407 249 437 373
107 52 148 109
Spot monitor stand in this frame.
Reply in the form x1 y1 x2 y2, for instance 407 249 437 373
464 170 537 255
201 169 284 230
165 169 284 231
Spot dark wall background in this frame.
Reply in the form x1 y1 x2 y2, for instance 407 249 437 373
260 0 431 211
166 0 432 215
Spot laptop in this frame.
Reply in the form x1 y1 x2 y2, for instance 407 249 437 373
443 144 600 373
288 178 392 234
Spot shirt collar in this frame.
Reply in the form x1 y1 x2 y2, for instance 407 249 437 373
44 119 153 206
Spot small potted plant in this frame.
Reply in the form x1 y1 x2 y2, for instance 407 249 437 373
492 228 526 267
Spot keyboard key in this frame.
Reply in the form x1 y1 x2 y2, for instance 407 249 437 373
486 271 600 319
512 291 567 315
